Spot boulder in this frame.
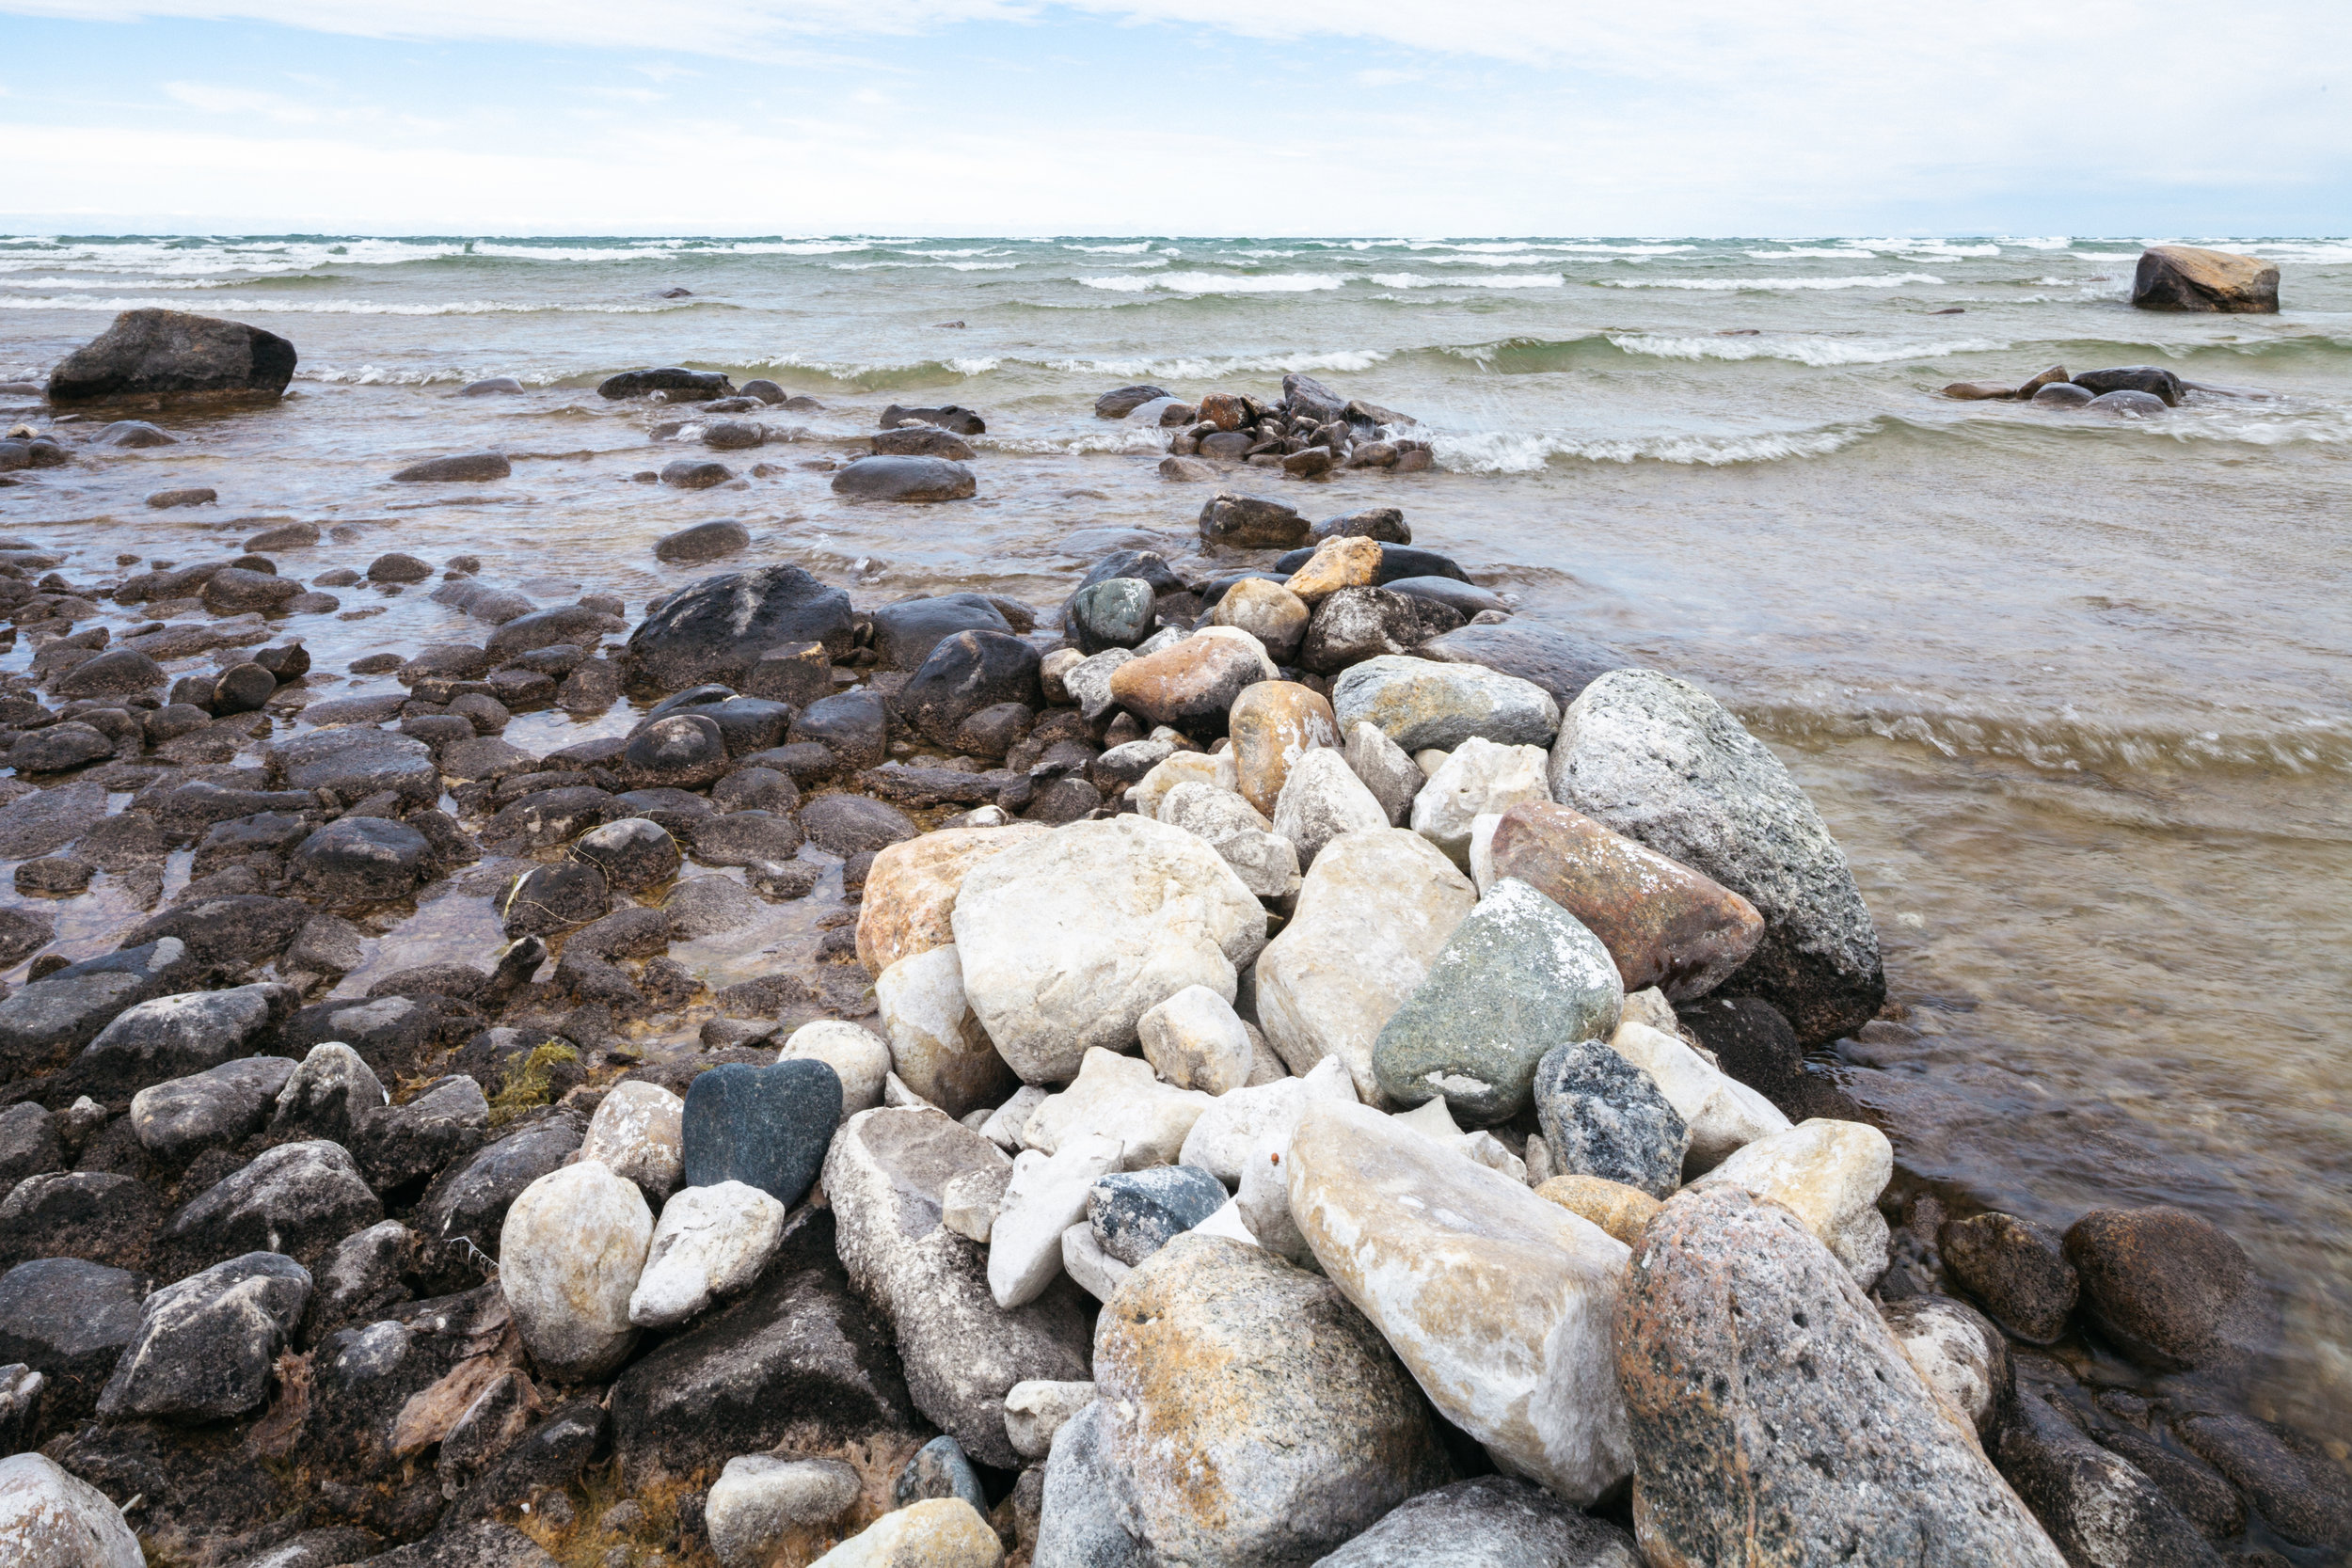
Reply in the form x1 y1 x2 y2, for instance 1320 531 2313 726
623 564 854 694
2176 1410 2352 1549
1298 588 1464 674
789 689 889 770
2131 245 2279 313
832 455 977 501
681 1059 841 1209
1997 1387 2225 1566
1270 746 1390 868
1199 492 1310 549
267 1041 388 1144
870 593 1011 671
1228 680 1340 816
1256 829 1475 1101
1334 655 1560 752
623 713 729 788
1311 1476 1643 1568
1107 630 1276 735
876 944 1013 1118
75 981 285 1100
45 309 295 403
0 1258 149 1422
900 630 1042 747
1207 578 1311 664
1487 801 1762 999
1136 984 1252 1095
1409 737 1549 867
392 451 511 483
578 1080 685 1203
349 1073 489 1193
950 816 1267 1085
414 1116 584 1255
1023 1048 1214 1169
1283 536 1382 602
270 726 439 806
155 1139 382 1275
1032 1399 1148 1568
628 1180 787 1328
1342 720 1422 826
500 1162 651 1381
0 1451 146 1567
1093 1235 1453 1565
2061 1205 2251 1370
598 367 732 399
1879 1294 2008 1444
1156 780 1301 898
95 1250 310 1421
855 825 1046 974
1687 1118 1892 1286
660 875 764 940
777 1022 891 1117
1617 1185 2066 1568
53 648 166 701
1549 670 1883 1045
660 458 735 488
569 816 680 892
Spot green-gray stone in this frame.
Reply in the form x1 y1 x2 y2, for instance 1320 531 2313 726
1370 877 1624 1125
1068 578 1158 655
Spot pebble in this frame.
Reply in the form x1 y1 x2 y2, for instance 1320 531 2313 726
1332 654 1561 751
876 944 1013 1119
500 1161 653 1381
1688 1117 1894 1286
778 1021 893 1116
1312 1476 1643 1568
894 1433 989 1515
628 1180 787 1328
681 1059 843 1208
707 1455 863 1568
580 1080 687 1203
1136 984 1253 1094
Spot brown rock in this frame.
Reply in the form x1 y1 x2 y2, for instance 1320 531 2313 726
1939 1211 2077 1344
853 825 1047 974
1487 801 1763 1000
1281 535 1381 603
1207 578 1311 664
1227 681 1340 817
2062 1206 2249 1370
1198 392 1248 432
1617 1185 2066 1568
1534 1173 1661 1246
1941 381 2017 401
2176 1412 2352 1549
1106 631 1274 734
2133 245 2280 314
2017 365 2070 397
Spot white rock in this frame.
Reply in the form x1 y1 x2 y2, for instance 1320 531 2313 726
875 944 1011 1119
1409 736 1549 867
501 1160 652 1381
1687 1117 1893 1285
1179 1054 1358 1186
1882 1296 2007 1447
1343 720 1422 825
1063 648 1134 721
707 1454 863 1568
978 1085 1050 1152
1193 1196 1259 1245
628 1180 787 1328
0 1451 145 1568
942 1164 1009 1243
950 816 1267 1085
1607 1019 1788 1175
1059 1219 1132 1303
269 1041 385 1137
1133 748 1237 820
1271 747 1390 869
1290 1100 1633 1505
808 1499 1003 1567
1467 811 1504 894
882 1071 924 1109
1391 1096 1464 1143
579 1081 686 1203
1137 985 1253 1095
987 1132 1124 1309
1005 1377 1098 1461
779 1021 892 1116
1524 1132 1557 1185
1621 986 1682 1036
1254 829 1477 1101
1414 748 1449 777
1157 781 1301 898
1024 1047 1213 1169
1463 1130 1530 1183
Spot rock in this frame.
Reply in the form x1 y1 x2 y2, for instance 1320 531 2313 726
74 981 285 1100
1880 1295 2008 1444
1339 720 1422 827
1298 588 1464 674
392 451 510 483
126 1056 293 1162
94 417 179 447
1067 579 1158 655
45 308 295 403
0 1259 148 1422
822 1106 1090 1467
1132 748 1236 817
951 816 1267 1085
2031 381 2096 407
1283 536 1383 604
624 564 853 694
1270 747 1389 869
1096 386 1171 419
2133 245 2279 313
2086 388 2169 417
501 861 610 937
1534 1173 1661 1247
801 794 917 857
1334 656 1560 752
94 1250 309 1421
1385 577 1504 621
789 689 889 771
568 816 679 893
579 1081 686 1203
7 725 112 774
855 826 1046 974
1687 1118 1892 1285
500 1162 651 1381
1227 681 1339 816
682 1059 841 1208
2061 1206 2250 1370
901 630 1042 746
155 1139 382 1275
291 816 431 903
807 1497 1001 1567
1202 578 1308 667
833 455 976 501
1311 1475 1642 1567
879 403 984 435
895 1433 989 1515
1487 801 1763 1000
628 1180 787 1328
1409 737 1549 867
1107 630 1275 736
1940 1212 2078 1344
771 1023 888 1118
654 519 751 563
660 875 763 941
871 593 1013 671
1549 670 1883 1045
623 712 729 789
660 458 734 488
350 1073 488 1192
1088 1164 1226 1266
410 1113 582 1253
1199 492 1309 549
0 940 199 1078
0 1171 158 1273
143 484 216 508
53 648 165 700
1094 1235 1453 1565
1006 1378 1096 1461
1531 1036 1686 1197
1310 506 1411 546
0 909 55 971
2176 1411 2352 1549
1997 1387 2225 1566
1024 1049 1213 1169
1603 1020 1787 1175
1156 781 1301 898
1032 1398 1147 1568
0 1450 146 1566
271 726 439 806
991 1134 1125 1308
876 944 1012 1119
0 1103 61 1188
599 367 733 399
690 807 803 868
708 1455 864 1567
1621 1185 2064 1567
1136 985 1252 1095
1178 1056 1354 1185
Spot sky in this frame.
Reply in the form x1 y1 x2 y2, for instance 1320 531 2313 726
0 0 2345 236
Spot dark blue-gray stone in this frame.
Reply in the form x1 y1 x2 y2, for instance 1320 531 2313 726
1533 1037 1688 1198
1088 1165 1228 1267
893 1433 988 1514
1066 578 1158 656
681 1059 841 1208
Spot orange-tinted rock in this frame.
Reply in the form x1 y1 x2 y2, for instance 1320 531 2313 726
1198 392 1248 431
1488 800 1761 1000
1228 682 1340 816
1106 630 1275 734
2132 245 2279 314
854 825 1047 974
1207 578 1310 664
1281 536 1380 603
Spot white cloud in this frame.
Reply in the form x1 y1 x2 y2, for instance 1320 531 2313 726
165 79 316 121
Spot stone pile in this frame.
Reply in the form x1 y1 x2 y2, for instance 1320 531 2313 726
1103 372 1434 479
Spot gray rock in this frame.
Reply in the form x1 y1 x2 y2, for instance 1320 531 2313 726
1940 1211 2078 1344
801 793 918 857
661 874 765 940
0 781 107 860
1033 1400 1149 1568
788 688 889 769
94 418 179 448
1311 507 1411 546
2074 365 2186 404
2176 1410 2352 1549
45 307 296 402
392 451 510 483
270 726 440 807
1199 492 1309 549
311 1220 417 1332
156 1139 383 1276
1343 721 1421 826
569 816 679 892
1298 588 1464 674
623 712 729 788
660 458 735 488
0 938 194 1077
1617 1185 2065 1568
2030 381 2096 407
1549 670 1883 1045
654 519 751 563
269 1041 387 1144
1373 878 1625 1126
1095 385 1170 419
1067 579 1158 655
96 1250 310 1421
53 648 167 700
707 1455 865 1567
2062 1205 2252 1372
1310 1475 1642 1566
0 1258 149 1422
1532 1037 1688 1196
624 563 854 694
1270 747 1389 869
1087 1165 1227 1266
501 861 610 937
351 1073 489 1191
0 1172 158 1273
414 1115 582 1255
72 980 287 1100
0 1451 147 1566
367 1522 556 1568
128 1055 296 1161
823 1107 1089 1467
832 454 977 501
1996 1388 2224 1567
895 1433 988 1513
1419 622 1629 711
2086 388 2168 418
0 1104 61 1188
0 1363 40 1456
8 723 113 773
870 593 1014 672
1333 655 1560 752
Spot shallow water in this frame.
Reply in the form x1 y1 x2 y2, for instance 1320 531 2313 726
3 232 2348 1436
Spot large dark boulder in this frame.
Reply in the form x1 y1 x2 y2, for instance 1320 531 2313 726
0 1257 151 1422
153 1140 383 1277
899 630 1042 747
596 367 732 400
870 593 1012 672
118 895 312 974
1995 1387 2224 1567
45 309 296 402
2131 245 2279 314
96 1250 311 1422
1199 492 1309 550
0 938 200 1077
787 689 888 770
267 727 439 807
2072 366 2185 405
1421 621 1629 710
2062 1206 2253 1371
72 980 290 1101
412 1114 583 1255
0 1172 160 1273
624 564 853 695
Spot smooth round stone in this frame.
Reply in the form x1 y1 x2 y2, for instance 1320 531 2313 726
52 648 166 700
291 816 430 903
500 1161 651 1381
1384 576 1504 620
1532 1037 1689 1198
2030 381 2096 407
707 1455 863 1566
680 1058 843 1208
872 426 975 459
1311 506 1411 545
207 661 277 715
830 454 977 501
1939 1211 2078 1345
628 1179 787 1328
2086 388 2168 417
1227 680 1340 817
898 630 1041 747
1066 578 1157 656
2061 1205 2250 1370
1332 655 1561 752
787 689 888 770
1207 578 1310 664
660 458 736 488
875 944 1012 1120
459 376 525 395
801 794 918 857
1087 1164 1228 1267
501 861 611 937
367 551 432 583
580 1081 686 1203
624 713 730 788
391 451 511 483
1197 491 1309 548
654 519 751 563
702 420 767 451
1106 630 1277 734
893 1433 988 1514
778 1021 892 1116
569 816 681 893
8 723 111 772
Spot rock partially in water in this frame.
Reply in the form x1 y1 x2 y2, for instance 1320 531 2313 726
392 451 511 483
654 519 751 563
1199 491 1309 549
2061 1205 2251 1371
2074 365 2188 404
872 592 1013 671
599 367 733 399
2133 245 2279 313
1939 1211 2078 1344
1095 384 1171 419
2176 1410 2352 1550
900 630 1042 747
1996 1387 2225 1567
46 308 296 403
660 458 735 489
832 454 977 501
2085 389 2168 418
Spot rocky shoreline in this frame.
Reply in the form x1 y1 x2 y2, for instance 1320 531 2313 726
0 312 2343 1568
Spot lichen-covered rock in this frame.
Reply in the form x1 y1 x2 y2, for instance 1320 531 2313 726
578 1080 686 1204
1408 736 1549 867
1939 1212 2078 1345
95 1250 310 1421
0 1451 146 1568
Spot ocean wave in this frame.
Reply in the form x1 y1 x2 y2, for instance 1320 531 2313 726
1041 349 1394 379
1608 333 2008 366
976 430 1170 456
1060 242 1158 254
1434 422 1875 471
1078 273 1346 293
829 261 1018 271
1597 273 1946 292
1369 273 1565 289
0 294 701 315
296 364 568 387
1744 247 1880 260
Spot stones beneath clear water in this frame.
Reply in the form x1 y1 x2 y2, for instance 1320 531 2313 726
2176 1409 2352 1549
681 1059 842 1208
654 519 751 563
501 1161 652 1382
832 454 977 501
96 1249 310 1421
1939 1211 2078 1344
393 451 512 483
2061 1205 2251 1371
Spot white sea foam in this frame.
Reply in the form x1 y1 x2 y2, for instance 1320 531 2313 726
830 261 1018 271
1078 273 1346 293
1744 247 1879 259
1043 349 1393 379
977 429 1170 455
0 295 691 315
1434 424 1871 471
1368 273 1565 290
1060 242 1157 254
1609 333 2007 366
1598 273 1945 291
